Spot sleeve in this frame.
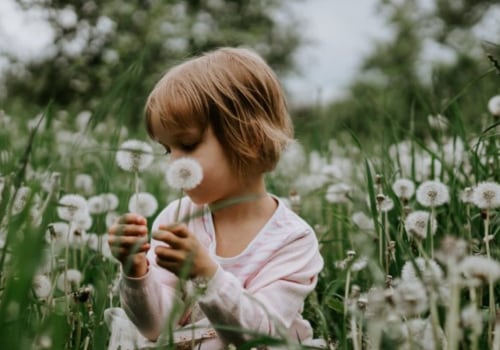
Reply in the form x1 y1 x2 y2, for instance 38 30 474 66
197 230 324 346
118 201 185 341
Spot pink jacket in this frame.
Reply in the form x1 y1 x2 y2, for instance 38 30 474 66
120 196 324 348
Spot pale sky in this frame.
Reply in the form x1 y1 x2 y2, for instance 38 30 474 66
0 0 390 105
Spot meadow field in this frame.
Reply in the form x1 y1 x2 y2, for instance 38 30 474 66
0 78 499 350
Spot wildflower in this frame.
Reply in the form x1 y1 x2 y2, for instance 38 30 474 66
103 193 119 211
74 173 94 195
166 157 203 190
116 139 154 172
325 183 351 204
460 187 474 204
392 178 415 201
105 211 119 228
128 192 158 217
461 304 483 335
11 186 32 215
401 257 443 285
87 195 108 214
393 279 428 317
427 113 449 131
57 194 88 222
416 180 449 207
471 181 500 209
376 194 394 212
459 255 500 284
352 211 375 230
56 269 83 292
404 210 437 240
33 275 52 299
488 95 500 116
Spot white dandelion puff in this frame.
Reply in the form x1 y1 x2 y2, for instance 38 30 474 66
116 139 154 172
461 304 483 335
57 194 88 222
87 195 108 214
103 193 119 211
459 255 500 283
128 192 158 217
74 173 94 195
166 157 203 190
105 211 119 228
427 113 449 131
404 210 437 240
325 183 351 204
416 180 450 207
352 211 375 231
392 178 415 201
488 95 500 116
401 257 443 284
377 195 394 212
460 187 474 204
32 275 52 299
56 269 83 292
471 181 500 209
11 186 32 215
350 257 368 272
393 279 428 317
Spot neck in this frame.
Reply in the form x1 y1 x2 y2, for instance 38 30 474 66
209 177 273 221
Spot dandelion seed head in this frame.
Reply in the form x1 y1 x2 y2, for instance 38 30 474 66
488 95 500 116
33 275 52 299
461 304 483 335
105 211 119 228
128 192 158 217
404 210 437 240
393 279 428 317
460 187 474 204
103 193 119 211
416 180 449 207
12 186 32 215
56 269 83 292
427 113 449 131
325 183 351 204
471 181 500 209
57 194 88 222
87 195 107 214
116 139 154 172
392 178 415 200
352 211 375 231
166 157 203 190
459 255 500 284
74 173 94 195
401 257 443 285
377 195 394 212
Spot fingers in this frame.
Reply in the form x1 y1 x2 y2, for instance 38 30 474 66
117 213 147 225
159 223 189 238
109 223 148 237
155 246 193 274
152 229 184 249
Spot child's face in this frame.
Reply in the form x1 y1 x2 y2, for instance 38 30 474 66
154 121 241 205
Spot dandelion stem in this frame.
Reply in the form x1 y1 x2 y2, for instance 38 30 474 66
445 269 460 350
350 313 361 350
344 269 351 320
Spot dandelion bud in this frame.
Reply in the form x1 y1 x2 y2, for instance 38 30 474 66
376 194 385 203
346 250 356 259
350 285 361 299
357 297 367 311
487 95 500 117
385 275 393 288
375 174 383 185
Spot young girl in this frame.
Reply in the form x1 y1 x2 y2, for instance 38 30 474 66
108 47 324 349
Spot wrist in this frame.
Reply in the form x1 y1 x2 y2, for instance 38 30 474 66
123 256 148 278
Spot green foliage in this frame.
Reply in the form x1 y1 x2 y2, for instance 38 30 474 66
2 0 302 128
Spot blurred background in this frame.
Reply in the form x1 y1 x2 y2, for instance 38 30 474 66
0 0 499 147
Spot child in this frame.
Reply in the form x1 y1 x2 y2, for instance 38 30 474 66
108 47 324 349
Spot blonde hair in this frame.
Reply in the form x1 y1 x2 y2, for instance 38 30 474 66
145 47 293 178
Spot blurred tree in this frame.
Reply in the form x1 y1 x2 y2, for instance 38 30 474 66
1 0 302 128
297 0 499 147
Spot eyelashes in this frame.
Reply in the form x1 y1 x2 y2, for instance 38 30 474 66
160 143 198 155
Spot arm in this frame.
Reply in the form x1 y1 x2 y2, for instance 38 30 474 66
119 205 186 341
197 232 323 345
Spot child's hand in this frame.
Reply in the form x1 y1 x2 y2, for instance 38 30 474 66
108 213 150 277
153 223 217 279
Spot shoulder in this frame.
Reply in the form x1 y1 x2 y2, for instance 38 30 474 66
271 196 316 242
151 196 203 230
